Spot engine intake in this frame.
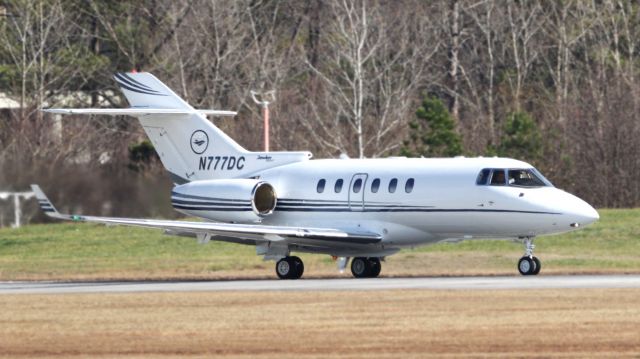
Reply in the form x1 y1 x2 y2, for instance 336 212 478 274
172 179 278 223
252 182 277 215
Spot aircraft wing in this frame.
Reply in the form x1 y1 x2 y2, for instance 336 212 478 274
42 108 237 117
31 185 381 245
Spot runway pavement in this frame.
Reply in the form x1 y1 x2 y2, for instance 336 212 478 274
1 275 640 294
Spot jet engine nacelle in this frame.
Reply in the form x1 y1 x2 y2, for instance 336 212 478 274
171 179 277 223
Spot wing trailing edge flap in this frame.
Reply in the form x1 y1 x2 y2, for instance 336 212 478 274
30 185 382 246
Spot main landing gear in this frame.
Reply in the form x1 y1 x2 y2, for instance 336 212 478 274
274 256 383 279
518 237 541 276
275 256 304 279
350 257 382 278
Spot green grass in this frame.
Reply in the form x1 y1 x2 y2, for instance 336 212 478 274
0 209 638 280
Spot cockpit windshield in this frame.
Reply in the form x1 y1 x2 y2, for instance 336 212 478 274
476 168 552 187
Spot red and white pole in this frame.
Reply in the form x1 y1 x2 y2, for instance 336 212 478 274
263 104 269 152
251 90 275 153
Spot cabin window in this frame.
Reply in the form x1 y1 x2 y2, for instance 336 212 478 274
316 179 326 193
371 178 380 193
389 178 398 193
490 170 506 186
334 179 344 193
353 178 363 193
508 169 546 187
476 168 491 185
405 178 415 193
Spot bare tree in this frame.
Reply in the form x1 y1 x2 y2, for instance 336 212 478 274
302 0 436 158
505 1 543 112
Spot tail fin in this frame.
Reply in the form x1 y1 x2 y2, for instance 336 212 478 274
43 72 312 184
114 72 252 183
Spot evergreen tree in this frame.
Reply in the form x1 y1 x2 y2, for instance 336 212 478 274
497 111 542 162
401 95 463 157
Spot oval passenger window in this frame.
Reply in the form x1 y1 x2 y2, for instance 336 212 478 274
334 179 344 193
353 178 362 193
389 178 398 193
371 178 380 193
317 179 326 193
405 178 414 193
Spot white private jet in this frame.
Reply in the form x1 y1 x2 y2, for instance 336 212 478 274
34 72 599 279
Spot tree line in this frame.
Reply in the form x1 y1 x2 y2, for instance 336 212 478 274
0 0 638 224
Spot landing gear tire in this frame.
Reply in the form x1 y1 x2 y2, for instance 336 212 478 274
351 257 381 278
531 256 541 275
367 258 381 278
351 257 371 278
518 256 539 275
518 237 541 276
276 256 304 280
291 256 304 278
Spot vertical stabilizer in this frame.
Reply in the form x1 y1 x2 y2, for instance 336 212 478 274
112 72 310 183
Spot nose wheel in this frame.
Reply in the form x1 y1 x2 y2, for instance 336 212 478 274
518 238 541 275
275 256 304 279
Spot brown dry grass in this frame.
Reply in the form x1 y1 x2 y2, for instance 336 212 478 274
1 289 640 358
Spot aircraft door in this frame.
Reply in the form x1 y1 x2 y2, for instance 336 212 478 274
349 173 368 211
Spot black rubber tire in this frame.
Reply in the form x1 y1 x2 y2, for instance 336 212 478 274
531 256 541 275
518 256 535 275
276 257 293 279
367 258 381 278
351 257 371 278
290 256 304 279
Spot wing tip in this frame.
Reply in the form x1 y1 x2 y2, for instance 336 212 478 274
30 184 60 217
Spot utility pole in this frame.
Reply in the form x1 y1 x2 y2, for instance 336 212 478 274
251 90 276 152
0 191 35 228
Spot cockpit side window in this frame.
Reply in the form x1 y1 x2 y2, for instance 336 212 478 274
490 169 506 186
508 169 546 187
477 167 553 187
476 169 491 185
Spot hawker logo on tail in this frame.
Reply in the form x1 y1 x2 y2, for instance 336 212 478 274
190 130 209 154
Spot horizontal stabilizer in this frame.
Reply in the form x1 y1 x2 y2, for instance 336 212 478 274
42 108 237 117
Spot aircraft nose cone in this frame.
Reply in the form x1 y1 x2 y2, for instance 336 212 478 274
565 196 599 228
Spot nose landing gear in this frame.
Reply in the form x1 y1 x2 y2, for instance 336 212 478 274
518 237 541 275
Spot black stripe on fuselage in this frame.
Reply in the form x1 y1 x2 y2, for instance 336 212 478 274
278 203 433 209
172 201 432 212
275 207 561 214
171 198 251 206
169 195 560 215
173 204 560 215
171 192 248 203
172 205 253 212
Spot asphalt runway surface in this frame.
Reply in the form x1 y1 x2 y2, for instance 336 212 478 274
1 275 640 294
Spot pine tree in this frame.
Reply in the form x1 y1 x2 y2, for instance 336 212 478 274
401 96 463 157
497 111 542 162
